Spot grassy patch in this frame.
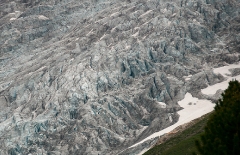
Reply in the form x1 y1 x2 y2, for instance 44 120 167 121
143 113 211 155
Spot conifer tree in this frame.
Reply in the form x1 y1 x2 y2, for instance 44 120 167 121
195 80 240 155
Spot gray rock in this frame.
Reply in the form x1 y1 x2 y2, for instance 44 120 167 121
230 68 240 76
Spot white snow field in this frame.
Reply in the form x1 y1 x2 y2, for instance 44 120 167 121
133 62 240 154
202 62 240 95
132 93 215 150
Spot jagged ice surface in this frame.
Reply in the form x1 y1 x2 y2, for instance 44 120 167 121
0 0 240 154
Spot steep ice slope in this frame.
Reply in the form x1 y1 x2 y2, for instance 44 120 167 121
0 0 240 154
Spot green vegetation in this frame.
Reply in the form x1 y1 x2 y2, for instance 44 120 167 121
159 133 201 155
195 80 240 155
143 113 211 155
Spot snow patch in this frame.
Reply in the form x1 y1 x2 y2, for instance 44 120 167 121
213 62 240 77
201 75 240 95
158 102 166 108
125 45 131 50
110 12 120 17
86 29 94 36
168 113 173 122
139 10 153 18
202 62 240 95
132 31 139 37
184 75 192 81
10 18 16 21
38 15 49 20
9 13 16 16
129 93 214 150
100 34 106 40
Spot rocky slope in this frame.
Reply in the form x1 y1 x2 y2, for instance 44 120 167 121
0 0 240 154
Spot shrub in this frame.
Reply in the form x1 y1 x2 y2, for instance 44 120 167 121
195 80 240 155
